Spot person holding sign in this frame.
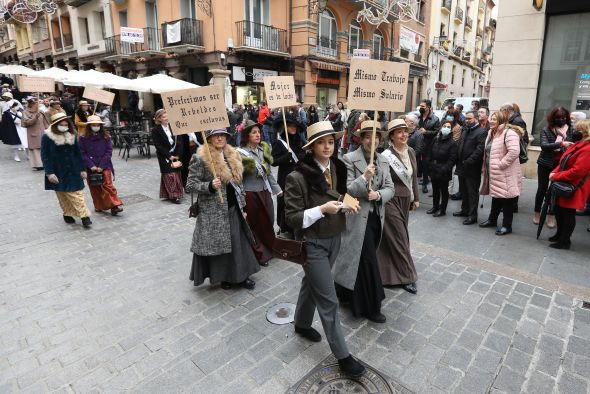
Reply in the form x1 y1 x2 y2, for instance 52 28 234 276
333 120 395 323
186 128 260 290
237 120 282 266
284 121 365 378
151 109 185 204
74 101 91 136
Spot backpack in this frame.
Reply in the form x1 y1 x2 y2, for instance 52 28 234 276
504 130 528 164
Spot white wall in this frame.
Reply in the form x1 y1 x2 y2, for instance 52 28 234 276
69 0 114 59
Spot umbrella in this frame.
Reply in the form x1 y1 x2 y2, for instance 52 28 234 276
537 185 555 239
0 65 35 75
32 67 70 81
124 74 199 93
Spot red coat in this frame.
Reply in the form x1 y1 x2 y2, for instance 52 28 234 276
257 105 270 124
551 141 590 210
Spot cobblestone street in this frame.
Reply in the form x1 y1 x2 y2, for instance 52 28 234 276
1 147 589 394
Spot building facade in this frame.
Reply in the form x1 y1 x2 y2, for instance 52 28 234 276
489 0 590 177
426 0 495 109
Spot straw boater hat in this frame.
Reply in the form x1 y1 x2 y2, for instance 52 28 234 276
50 112 70 126
387 118 408 132
302 121 343 150
86 115 104 125
205 128 231 139
354 120 389 138
26 96 38 103
79 100 89 106
2 91 13 99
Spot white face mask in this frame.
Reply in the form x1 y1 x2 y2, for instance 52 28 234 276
90 126 101 132
441 127 452 136
57 125 69 132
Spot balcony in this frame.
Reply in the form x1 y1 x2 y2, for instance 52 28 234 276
477 59 485 69
161 18 204 54
315 37 338 58
442 0 452 14
452 45 463 57
454 7 464 23
462 51 471 62
53 33 72 52
486 18 496 30
105 27 164 60
0 40 16 53
235 20 287 55
465 16 473 30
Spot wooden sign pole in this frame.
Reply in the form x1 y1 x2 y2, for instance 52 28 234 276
281 107 291 151
200 131 224 203
368 110 378 190
93 102 98 115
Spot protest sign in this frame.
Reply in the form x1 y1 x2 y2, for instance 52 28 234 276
18 76 55 93
83 86 115 106
263 76 296 109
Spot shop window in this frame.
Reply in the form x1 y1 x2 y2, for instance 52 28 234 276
79 17 90 46
348 20 363 56
372 29 384 60
451 65 456 84
318 10 337 57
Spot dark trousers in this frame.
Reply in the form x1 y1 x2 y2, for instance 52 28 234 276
489 197 518 228
459 174 482 218
554 205 576 244
535 165 552 212
432 178 450 212
421 155 430 185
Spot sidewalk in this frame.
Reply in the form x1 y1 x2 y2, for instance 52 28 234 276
0 147 589 393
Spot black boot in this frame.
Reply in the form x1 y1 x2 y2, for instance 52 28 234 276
433 210 446 217
294 326 322 342
81 217 92 228
338 355 366 378
63 215 75 224
479 219 497 228
426 207 439 214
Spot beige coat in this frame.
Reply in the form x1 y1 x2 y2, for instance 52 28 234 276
22 108 49 149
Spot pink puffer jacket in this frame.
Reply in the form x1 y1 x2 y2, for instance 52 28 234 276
480 126 523 198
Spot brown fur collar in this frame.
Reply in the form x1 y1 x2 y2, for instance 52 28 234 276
197 144 243 184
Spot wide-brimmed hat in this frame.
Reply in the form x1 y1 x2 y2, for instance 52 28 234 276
50 100 61 106
50 112 70 126
2 91 13 99
205 128 231 139
353 120 389 138
302 121 343 150
387 119 408 132
242 120 262 135
78 100 90 106
154 108 166 121
26 96 38 103
86 115 104 125
272 113 303 134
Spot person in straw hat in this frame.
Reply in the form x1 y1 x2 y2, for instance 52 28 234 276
151 109 185 204
78 115 124 216
237 120 282 266
44 99 66 125
284 121 365 378
186 128 260 290
41 112 92 228
74 100 91 136
377 119 421 294
22 96 49 170
333 120 395 323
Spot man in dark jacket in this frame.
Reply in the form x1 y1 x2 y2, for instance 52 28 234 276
418 99 441 193
453 111 487 224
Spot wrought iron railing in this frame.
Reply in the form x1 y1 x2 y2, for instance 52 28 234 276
161 18 203 47
235 20 287 53
317 37 338 58
455 7 464 22
465 16 473 29
105 27 161 56
442 0 452 12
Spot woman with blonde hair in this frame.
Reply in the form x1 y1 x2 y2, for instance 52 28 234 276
479 111 523 235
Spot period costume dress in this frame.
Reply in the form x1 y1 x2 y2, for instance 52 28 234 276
74 101 91 136
378 120 420 288
237 128 282 265
152 122 185 201
1 108 23 147
333 122 395 321
22 104 49 169
186 130 260 287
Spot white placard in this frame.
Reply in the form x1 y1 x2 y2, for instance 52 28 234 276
121 27 144 44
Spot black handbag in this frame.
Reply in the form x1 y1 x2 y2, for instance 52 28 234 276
88 172 103 186
272 237 307 266
551 145 589 198
188 192 199 218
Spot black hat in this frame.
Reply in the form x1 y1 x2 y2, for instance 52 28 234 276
272 113 303 134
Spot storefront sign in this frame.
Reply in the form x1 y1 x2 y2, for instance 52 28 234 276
573 66 590 112
399 26 420 54
17 76 55 93
347 58 410 112
83 86 115 106
161 85 229 135
263 76 296 108
435 81 448 90
232 66 278 83
121 27 144 44
352 48 370 58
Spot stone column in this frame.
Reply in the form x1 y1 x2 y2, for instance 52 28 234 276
209 68 231 109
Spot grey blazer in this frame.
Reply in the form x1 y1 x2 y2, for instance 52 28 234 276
332 148 395 290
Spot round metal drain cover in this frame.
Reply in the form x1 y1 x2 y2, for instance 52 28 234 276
266 302 295 325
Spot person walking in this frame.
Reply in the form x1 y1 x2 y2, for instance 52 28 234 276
426 121 457 217
378 119 420 293
186 128 259 290
548 119 590 249
257 101 271 143
454 111 487 224
333 120 395 323
237 120 282 266
284 121 365 378
78 115 123 216
418 99 441 193
74 100 91 136
41 113 92 228
405 114 424 158
151 109 184 204
271 114 305 238
1 101 25 162
479 112 523 235
534 107 573 228
22 97 49 170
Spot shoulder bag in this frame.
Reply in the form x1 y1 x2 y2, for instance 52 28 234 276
188 192 199 218
551 145 590 198
504 130 528 164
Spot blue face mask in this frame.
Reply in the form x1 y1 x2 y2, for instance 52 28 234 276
441 127 452 136
446 115 454 122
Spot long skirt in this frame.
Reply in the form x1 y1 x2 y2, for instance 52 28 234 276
55 190 91 218
336 210 385 317
245 190 275 264
159 171 183 200
190 205 260 286
28 149 42 168
377 195 418 285
87 170 123 211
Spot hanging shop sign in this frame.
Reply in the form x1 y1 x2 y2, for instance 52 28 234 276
232 66 278 83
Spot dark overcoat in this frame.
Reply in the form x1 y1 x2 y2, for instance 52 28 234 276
40 129 85 192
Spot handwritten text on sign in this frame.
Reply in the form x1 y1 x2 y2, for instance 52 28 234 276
347 59 410 112
18 76 55 93
263 76 297 108
83 86 115 106
161 85 229 135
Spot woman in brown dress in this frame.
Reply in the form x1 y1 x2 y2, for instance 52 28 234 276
377 119 420 294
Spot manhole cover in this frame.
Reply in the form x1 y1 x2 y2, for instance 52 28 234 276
286 355 414 394
266 302 295 325
119 193 153 206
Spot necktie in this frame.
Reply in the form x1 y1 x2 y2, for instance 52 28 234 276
324 168 332 189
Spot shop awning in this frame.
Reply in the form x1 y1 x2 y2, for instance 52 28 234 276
309 60 348 73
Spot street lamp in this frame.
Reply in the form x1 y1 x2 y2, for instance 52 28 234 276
308 0 329 17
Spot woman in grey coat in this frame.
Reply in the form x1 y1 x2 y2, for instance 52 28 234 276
333 121 395 323
186 128 260 290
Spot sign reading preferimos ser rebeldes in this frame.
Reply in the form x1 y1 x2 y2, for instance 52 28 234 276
347 58 410 112
263 76 297 109
161 85 229 135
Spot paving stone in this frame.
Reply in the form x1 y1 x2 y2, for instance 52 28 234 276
514 283 534 296
399 332 428 352
525 371 555 394
554 293 574 308
477 302 501 319
492 366 526 392
492 316 518 336
429 328 457 350
573 355 590 377
558 372 588 394
478 272 496 284
533 287 553 297
518 319 543 339
375 329 403 348
457 329 484 351
470 281 492 294
567 336 590 357
530 294 552 309
458 367 494 394
504 348 532 372
526 305 549 323
441 346 472 370
431 364 463 391
483 331 511 354
471 347 503 373
484 292 507 308
502 304 525 321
